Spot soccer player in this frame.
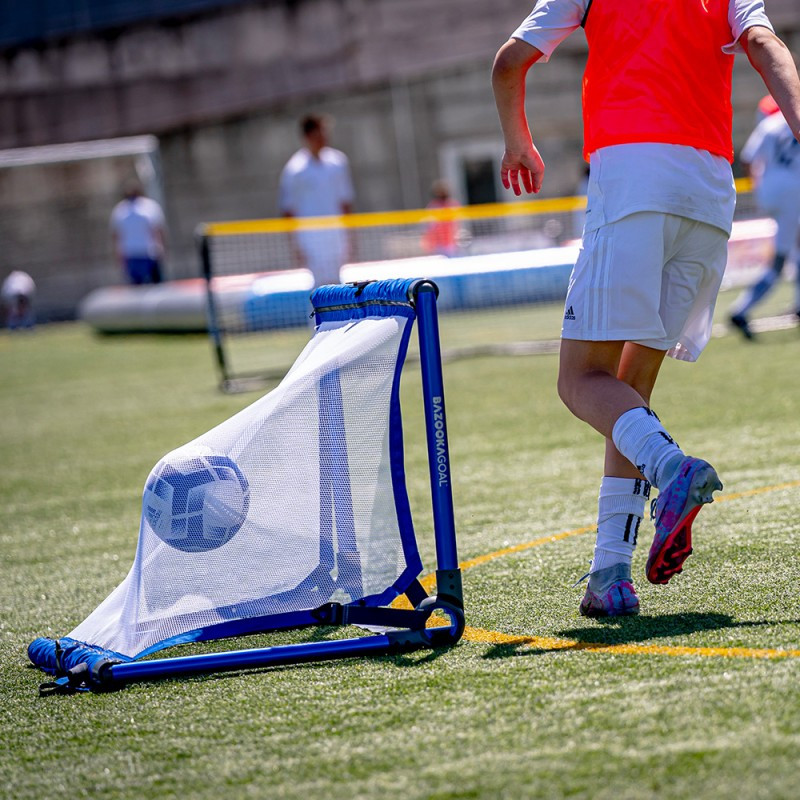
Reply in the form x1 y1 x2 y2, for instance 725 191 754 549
1 270 36 329
729 107 800 339
279 114 356 287
492 0 800 616
110 180 167 285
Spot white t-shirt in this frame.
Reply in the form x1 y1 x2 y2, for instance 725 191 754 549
279 147 355 218
740 113 800 251
741 112 800 179
1 270 35 299
511 0 774 234
110 197 165 259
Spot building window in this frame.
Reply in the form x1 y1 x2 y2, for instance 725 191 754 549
440 141 506 206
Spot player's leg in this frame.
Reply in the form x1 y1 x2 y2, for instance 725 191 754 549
563 214 726 614
560 340 684 615
150 258 163 284
729 252 785 338
730 199 798 337
623 218 727 585
558 213 692 485
559 214 682 615
126 257 149 285
585 345 666 611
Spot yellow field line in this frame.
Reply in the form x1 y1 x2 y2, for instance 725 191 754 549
460 626 800 659
202 178 754 237
404 477 799 658
714 479 800 504
459 526 596 573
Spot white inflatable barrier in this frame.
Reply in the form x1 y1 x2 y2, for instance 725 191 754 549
79 218 777 334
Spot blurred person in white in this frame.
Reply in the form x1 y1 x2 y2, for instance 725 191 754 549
729 102 800 339
279 114 355 287
493 0 800 617
1 270 36 329
110 180 167 285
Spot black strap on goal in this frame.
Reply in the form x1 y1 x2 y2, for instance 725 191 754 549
311 602 430 630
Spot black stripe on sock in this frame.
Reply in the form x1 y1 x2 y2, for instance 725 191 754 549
623 514 635 543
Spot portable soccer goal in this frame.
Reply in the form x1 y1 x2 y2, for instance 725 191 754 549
28 278 464 693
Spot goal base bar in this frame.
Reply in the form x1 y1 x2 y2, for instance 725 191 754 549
38 593 464 694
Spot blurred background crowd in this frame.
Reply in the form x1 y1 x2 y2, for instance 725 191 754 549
0 0 798 322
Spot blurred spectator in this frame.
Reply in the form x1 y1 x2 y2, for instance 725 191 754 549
279 114 355 287
110 180 166 285
1 270 36 329
729 108 800 339
422 179 460 257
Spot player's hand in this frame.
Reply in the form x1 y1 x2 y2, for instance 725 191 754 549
500 145 545 195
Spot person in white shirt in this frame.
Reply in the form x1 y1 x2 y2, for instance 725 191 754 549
110 181 167 285
279 114 355 287
1 270 36 329
729 107 800 338
492 0 800 617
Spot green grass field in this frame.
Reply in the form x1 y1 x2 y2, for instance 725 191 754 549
2 286 799 800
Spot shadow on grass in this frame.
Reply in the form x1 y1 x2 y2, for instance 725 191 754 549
186 642 449 685
483 613 800 659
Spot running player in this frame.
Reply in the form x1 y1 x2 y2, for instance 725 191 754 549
492 0 800 616
729 107 800 339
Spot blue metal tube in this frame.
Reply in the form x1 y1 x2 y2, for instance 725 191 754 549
108 635 394 683
414 284 459 572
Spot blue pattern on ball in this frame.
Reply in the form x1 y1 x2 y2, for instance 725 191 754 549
143 451 250 553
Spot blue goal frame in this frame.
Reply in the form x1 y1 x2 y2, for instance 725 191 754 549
30 279 463 693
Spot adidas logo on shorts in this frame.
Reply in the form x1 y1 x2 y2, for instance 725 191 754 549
564 305 576 321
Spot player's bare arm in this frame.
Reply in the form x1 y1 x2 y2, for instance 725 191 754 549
742 25 800 141
491 38 546 195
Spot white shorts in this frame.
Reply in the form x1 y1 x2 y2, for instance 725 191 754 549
756 176 800 255
562 212 729 362
298 229 347 286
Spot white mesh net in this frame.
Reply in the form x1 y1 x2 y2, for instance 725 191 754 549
69 310 420 658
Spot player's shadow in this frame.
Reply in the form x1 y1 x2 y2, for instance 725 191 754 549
482 613 800 659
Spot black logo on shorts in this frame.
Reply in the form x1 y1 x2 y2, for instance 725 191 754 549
564 305 576 321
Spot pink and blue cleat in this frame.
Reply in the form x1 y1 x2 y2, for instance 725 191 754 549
646 457 723 585
579 562 640 618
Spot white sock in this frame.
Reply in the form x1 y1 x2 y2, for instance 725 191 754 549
591 476 650 573
611 407 685 489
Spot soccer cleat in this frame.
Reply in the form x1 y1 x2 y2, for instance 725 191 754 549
729 313 755 340
646 457 723 585
579 562 640 618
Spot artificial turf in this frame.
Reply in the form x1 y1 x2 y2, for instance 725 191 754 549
1 286 799 800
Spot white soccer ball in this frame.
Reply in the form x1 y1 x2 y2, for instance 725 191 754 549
143 445 250 553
